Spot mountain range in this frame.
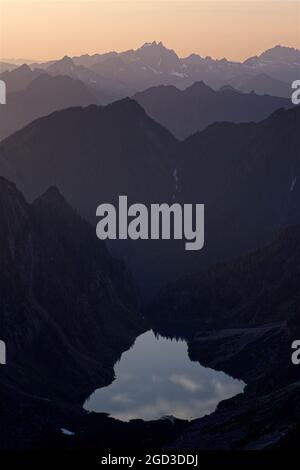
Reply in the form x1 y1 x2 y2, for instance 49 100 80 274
1 40 300 452
152 223 300 450
0 100 299 295
217 73 292 98
0 62 17 73
0 74 96 140
0 42 296 143
173 106 300 272
0 64 44 93
0 69 292 141
0 176 141 404
0 99 177 292
135 81 291 139
2 43 298 101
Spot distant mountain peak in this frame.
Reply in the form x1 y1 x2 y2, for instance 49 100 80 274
37 185 65 203
187 80 213 92
141 41 165 49
259 45 300 62
106 96 148 117
60 55 74 64
47 56 75 71
33 186 74 217
219 84 239 93
16 63 32 72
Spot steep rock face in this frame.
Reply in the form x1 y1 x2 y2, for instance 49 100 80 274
0 177 142 403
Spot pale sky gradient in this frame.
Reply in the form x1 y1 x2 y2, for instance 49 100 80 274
0 1 299 62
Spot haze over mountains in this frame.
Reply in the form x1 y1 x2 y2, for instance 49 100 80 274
152 222 300 450
0 43 296 141
33 42 300 89
2 42 298 102
0 62 17 73
0 64 44 93
0 74 96 140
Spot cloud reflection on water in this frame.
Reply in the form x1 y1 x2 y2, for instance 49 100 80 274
85 331 244 421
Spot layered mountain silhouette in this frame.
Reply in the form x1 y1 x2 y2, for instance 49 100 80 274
0 74 96 140
0 99 177 292
45 56 125 104
173 106 300 271
0 177 141 403
135 81 291 139
0 62 17 73
0 98 176 213
151 223 300 450
183 44 300 87
151 223 300 330
25 43 299 100
243 45 300 82
218 73 292 99
0 64 44 93
0 101 299 296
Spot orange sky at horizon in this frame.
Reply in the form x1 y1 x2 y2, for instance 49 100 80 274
0 1 299 63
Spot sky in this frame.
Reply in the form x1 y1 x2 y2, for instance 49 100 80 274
0 1 299 62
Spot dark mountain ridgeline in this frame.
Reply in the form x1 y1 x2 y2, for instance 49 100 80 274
0 62 18 73
0 43 300 452
0 98 176 214
0 102 299 296
151 224 300 450
45 56 125 104
218 73 292 99
0 74 96 140
134 81 291 139
173 106 300 274
0 177 142 404
28 43 300 99
0 98 177 293
0 64 44 93
150 224 300 330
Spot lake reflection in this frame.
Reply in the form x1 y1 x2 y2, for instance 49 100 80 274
84 331 244 421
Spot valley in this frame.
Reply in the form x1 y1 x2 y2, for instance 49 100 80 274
0 37 299 456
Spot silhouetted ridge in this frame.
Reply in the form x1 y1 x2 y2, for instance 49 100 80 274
34 186 71 213
0 73 96 140
135 80 291 139
0 176 142 406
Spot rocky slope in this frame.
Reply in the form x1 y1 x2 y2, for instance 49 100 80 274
0 177 143 406
34 43 300 98
150 225 300 449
